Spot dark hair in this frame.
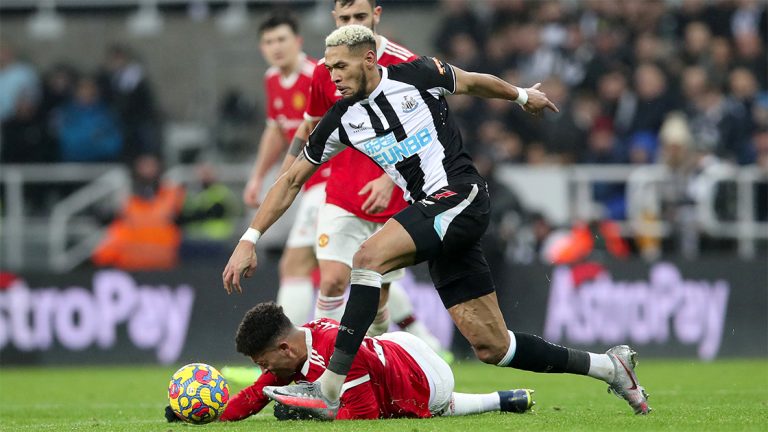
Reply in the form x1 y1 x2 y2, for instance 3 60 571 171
235 302 293 357
335 0 376 8
258 12 299 36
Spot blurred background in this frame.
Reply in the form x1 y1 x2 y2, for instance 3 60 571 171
0 0 766 366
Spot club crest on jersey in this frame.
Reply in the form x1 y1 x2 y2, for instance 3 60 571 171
401 95 419 113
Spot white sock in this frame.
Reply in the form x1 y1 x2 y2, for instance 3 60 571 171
387 280 414 321
315 294 346 322
496 330 517 367
588 353 615 383
276 277 314 325
317 369 345 402
367 305 390 336
442 392 500 416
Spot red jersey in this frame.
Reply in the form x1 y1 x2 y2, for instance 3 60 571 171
265 53 329 190
305 37 417 223
220 318 432 421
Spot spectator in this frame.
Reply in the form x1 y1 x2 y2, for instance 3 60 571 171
179 163 241 242
681 21 712 67
0 41 39 122
583 117 627 219
54 76 123 162
629 62 675 135
98 44 161 160
432 0 485 57
596 66 637 137
751 126 768 221
733 31 767 88
92 154 185 270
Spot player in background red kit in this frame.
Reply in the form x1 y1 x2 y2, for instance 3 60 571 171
279 0 446 352
212 303 533 421
242 14 329 324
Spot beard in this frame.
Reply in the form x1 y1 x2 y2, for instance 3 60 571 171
346 65 368 103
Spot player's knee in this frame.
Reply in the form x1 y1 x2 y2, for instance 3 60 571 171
319 272 348 297
352 243 386 273
472 342 507 365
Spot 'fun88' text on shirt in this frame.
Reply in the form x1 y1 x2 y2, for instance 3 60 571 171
303 56 483 203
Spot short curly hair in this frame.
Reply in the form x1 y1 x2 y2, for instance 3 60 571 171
235 302 294 357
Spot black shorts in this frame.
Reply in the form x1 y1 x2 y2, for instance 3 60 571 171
393 183 495 308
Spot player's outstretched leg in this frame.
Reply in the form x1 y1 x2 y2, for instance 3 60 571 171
447 291 651 415
440 389 534 416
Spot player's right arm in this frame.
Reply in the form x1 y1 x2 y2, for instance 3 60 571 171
219 371 288 421
222 106 346 294
243 121 285 208
223 152 318 294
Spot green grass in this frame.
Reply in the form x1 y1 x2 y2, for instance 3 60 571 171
1 359 766 431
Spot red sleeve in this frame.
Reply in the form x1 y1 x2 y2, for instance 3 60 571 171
305 64 334 120
265 77 277 121
219 371 288 422
336 381 380 420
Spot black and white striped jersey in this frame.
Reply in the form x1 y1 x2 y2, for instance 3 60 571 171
303 56 482 203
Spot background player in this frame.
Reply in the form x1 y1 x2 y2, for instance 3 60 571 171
282 0 444 348
243 13 328 324
185 303 534 421
223 25 650 418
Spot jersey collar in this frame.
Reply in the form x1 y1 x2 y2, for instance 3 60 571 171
278 52 307 88
299 326 312 376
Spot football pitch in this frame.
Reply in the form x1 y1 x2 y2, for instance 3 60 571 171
1 359 766 431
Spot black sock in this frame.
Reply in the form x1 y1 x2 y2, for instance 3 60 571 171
326 283 380 376
508 333 590 375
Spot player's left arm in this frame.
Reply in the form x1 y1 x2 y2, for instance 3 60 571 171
452 66 559 115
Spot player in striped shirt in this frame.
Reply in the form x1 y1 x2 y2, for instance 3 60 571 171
223 25 650 418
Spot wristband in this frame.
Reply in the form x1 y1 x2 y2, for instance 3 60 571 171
514 87 528 106
240 228 262 244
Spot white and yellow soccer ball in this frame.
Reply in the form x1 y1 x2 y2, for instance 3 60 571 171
168 363 230 424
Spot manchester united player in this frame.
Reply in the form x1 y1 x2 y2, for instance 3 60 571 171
280 0 441 346
217 303 534 421
243 14 328 324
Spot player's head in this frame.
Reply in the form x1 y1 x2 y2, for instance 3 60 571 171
332 0 381 32
235 302 300 377
324 25 377 102
258 12 302 70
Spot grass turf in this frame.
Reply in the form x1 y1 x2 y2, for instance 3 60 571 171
0 359 766 431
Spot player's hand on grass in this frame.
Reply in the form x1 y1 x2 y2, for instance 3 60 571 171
164 405 181 423
521 83 559 117
359 173 395 215
243 177 263 208
222 241 258 294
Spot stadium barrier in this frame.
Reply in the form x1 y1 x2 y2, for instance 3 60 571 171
0 257 764 365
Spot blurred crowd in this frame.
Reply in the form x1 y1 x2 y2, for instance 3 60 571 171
0 42 161 164
433 0 767 261
0 0 766 269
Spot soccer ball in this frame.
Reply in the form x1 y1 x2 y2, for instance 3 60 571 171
168 363 230 424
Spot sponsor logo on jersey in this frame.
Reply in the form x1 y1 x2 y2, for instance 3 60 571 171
348 121 365 130
317 233 329 248
401 95 419 113
363 128 433 166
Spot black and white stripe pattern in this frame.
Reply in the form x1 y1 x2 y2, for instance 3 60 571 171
304 56 481 203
